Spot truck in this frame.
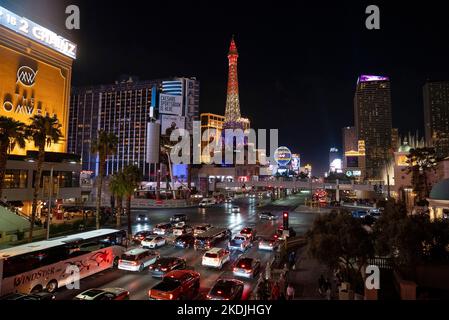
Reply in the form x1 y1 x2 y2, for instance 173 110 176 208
227 235 251 252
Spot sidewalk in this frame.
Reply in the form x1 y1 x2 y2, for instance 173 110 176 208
287 246 333 300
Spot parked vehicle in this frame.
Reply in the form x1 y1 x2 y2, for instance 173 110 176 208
202 248 230 269
148 270 200 300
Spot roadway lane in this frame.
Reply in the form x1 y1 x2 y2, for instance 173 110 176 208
56 195 314 300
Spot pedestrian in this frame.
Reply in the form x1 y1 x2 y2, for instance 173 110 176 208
278 273 286 296
286 283 295 300
271 282 280 300
318 274 325 295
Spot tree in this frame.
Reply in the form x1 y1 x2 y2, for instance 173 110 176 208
403 147 437 201
373 201 449 278
0 117 28 199
109 172 126 229
91 130 118 230
122 165 142 239
306 210 374 291
27 114 63 242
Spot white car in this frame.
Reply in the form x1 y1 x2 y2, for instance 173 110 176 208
118 248 160 272
141 236 166 249
231 206 240 213
173 225 193 236
228 235 251 252
258 237 279 251
153 223 172 235
202 248 231 269
193 224 213 237
74 288 130 300
199 199 216 207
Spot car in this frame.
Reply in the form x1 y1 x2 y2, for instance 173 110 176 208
148 270 200 300
174 234 196 248
141 235 166 249
193 224 213 236
0 292 56 300
224 197 232 204
352 210 368 219
136 214 149 223
199 198 216 207
206 279 244 300
228 235 251 252
202 248 231 269
150 257 187 278
153 223 173 235
258 237 279 251
369 209 382 219
240 227 256 241
173 225 193 236
233 257 261 279
73 288 130 300
170 214 188 223
259 212 277 220
133 230 154 243
118 248 160 272
231 206 240 213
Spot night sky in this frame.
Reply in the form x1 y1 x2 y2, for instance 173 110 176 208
2 0 449 174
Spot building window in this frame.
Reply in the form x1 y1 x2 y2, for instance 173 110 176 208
3 170 28 189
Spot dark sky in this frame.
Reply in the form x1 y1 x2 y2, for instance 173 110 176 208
2 0 449 174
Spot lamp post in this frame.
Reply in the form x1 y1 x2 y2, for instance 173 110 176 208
46 167 54 240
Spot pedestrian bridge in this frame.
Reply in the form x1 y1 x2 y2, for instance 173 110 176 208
216 180 375 192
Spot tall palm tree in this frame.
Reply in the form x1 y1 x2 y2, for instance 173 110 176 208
109 172 126 229
91 130 118 230
404 147 438 201
0 117 28 199
27 114 63 242
122 165 142 239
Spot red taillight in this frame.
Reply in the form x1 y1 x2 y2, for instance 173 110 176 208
245 269 252 273
168 294 174 300
206 295 211 299
148 290 152 296
119 259 123 264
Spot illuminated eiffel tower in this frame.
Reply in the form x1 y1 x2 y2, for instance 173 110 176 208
224 36 243 129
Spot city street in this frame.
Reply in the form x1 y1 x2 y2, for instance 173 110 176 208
55 195 316 300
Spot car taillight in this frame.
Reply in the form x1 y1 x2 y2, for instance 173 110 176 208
148 290 152 296
119 259 123 264
233 267 238 272
206 295 211 299
131 261 137 266
168 294 174 300
161 267 168 271
149 265 154 270
245 269 252 273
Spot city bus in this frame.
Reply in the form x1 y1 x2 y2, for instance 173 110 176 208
0 229 127 297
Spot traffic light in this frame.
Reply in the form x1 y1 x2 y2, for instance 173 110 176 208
283 211 289 230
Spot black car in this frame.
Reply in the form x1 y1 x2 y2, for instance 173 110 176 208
258 212 277 220
1 292 56 300
175 234 195 248
206 279 244 300
149 257 187 278
170 214 188 223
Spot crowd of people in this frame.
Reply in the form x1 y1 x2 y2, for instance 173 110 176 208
255 273 296 300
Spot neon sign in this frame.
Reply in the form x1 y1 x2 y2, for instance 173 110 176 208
0 5 77 59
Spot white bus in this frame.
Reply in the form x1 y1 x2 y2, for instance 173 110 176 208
0 229 127 297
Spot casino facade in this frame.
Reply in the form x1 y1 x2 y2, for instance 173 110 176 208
0 6 81 216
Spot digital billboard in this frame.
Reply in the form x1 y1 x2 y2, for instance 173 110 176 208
160 115 185 136
159 94 183 115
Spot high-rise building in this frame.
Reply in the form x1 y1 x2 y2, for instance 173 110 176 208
224 36 242 129
423 81 449 158
69 76 200 178
342 127 358 153
391 128 400 151
354 75 393 181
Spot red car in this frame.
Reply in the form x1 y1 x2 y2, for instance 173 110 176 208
148 270 200 300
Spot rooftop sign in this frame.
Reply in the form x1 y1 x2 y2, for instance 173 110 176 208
0 5 77 59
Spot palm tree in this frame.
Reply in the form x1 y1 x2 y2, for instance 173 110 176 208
122 165 142 239
27 114 63 242
91 130 118 230
404 147 438 201
109 172 126 229
0 117 28 199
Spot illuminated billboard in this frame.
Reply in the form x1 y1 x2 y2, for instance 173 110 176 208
291 154 300 173
160 115 185 136
274 147 292 167
159 94 183 116
0 45 70 154
358 75 389 83
0 6 77 59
